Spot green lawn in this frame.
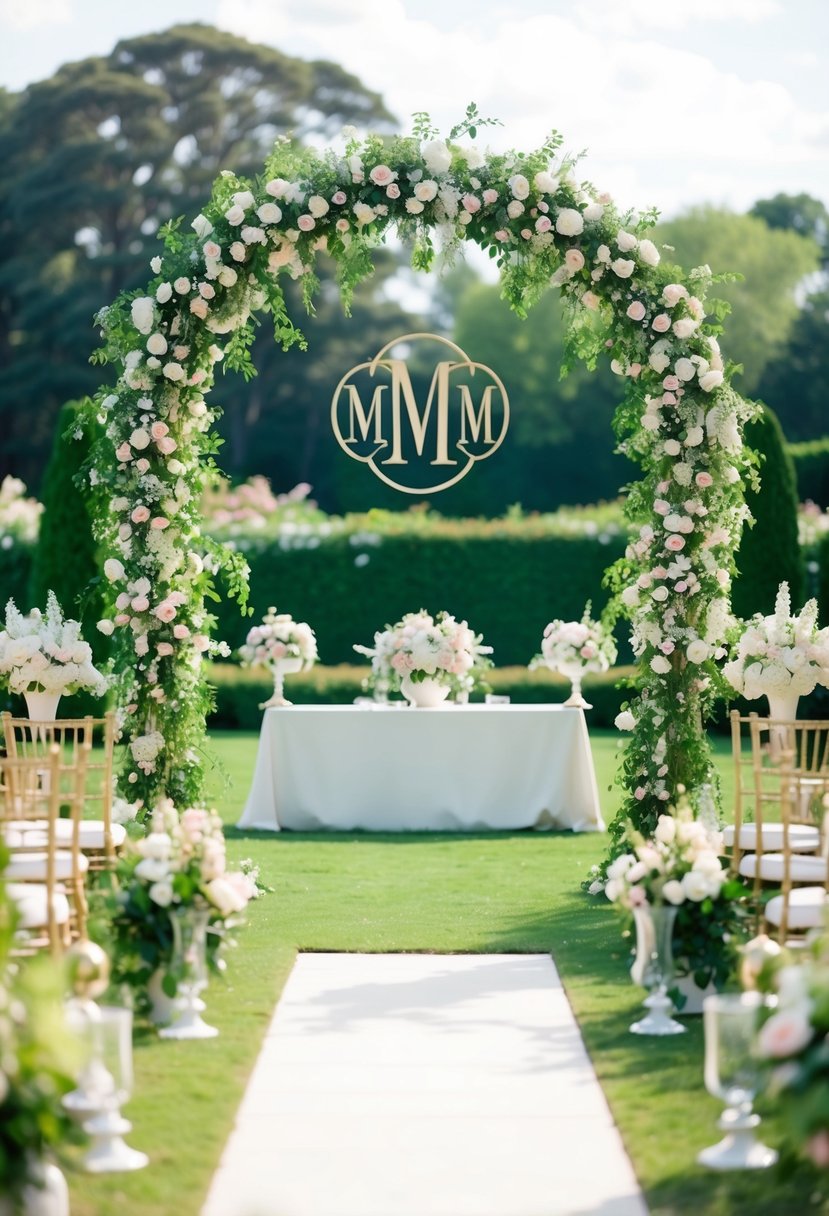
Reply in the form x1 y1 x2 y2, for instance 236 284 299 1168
67 729 819 1216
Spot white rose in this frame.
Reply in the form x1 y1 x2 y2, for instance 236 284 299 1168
507 200 525 219
638 238 660 266
191 214 213 238
685 426 704 447
555 208 584 237
131 296 155 334
307 195 329 218
508 174 530 200
104 558 125 582
583 202 604 222
663 439 681 456
421 139 452 174
414 179 439 203
149 880 174 907
534 170 557 193
681 870 710 902
155 282 173 304
614 710 636 731
225 203 246 225
649 352 670 374
134 857 170 883
687 639 710 663
146 332 167 356
405 198 424 214
616 230 637 252
257 202 282 224
97 619 115 636
163 362 185 382
661 880 686 905
130 427 150 450
650 655 672 674
675 358 695 382
459 145 485 169
700 370 724 393
673 317 698 339
611 258 635 279
150 256 162 274
205 876 248 917
218 266 238 288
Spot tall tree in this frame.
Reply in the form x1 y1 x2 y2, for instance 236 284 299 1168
750 193 829 265
0 23 394 489
655 207 820 396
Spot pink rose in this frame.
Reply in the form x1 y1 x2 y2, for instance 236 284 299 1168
675 580 688 593
114 613 131 626
230 242 246 262
462 194 481 213
115 442 132 462
157 436 177 455
115 593 131 610
806 1131 829 1168
629 363 642 378
626 301 646 322
662 392 677 406
154 602 177 623
150 421 169 440
335 218 349 233
659 640 675 655
582 291 600 311
131 505 150 524
386 182 401 199
628 886 647 906
199 282 215 300
535 215 553 234
564 248 584 271
758 1010 813 1059
634 787 646 801
156 642 174 657
151 517 169 530
131 595 150 613
663 375 680 391
494 230 509 241
653 499 670 516
521 229 532 240
369 164 395 186
190 297 209 319
331 191 347 205
297 215 316 232
695 472 714 488
203 241 221 259
652 314 671 333
192 634 210 652
173 623 190 639
665 535 685 551
483 189 498 205
136 458 150 474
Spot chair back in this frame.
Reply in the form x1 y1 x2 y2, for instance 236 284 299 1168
0 747 66 952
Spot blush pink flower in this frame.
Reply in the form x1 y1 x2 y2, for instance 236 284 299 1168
157 436 178 455
494 229 509 241
652 313 671 333
331 191 347 205
150 421 169 441
535 215 553 234
626 301 646 322
482 189 498 205
131 595 150 613
156 642 175 657
663 375 680 391
114 613 131 626
695 471 714 488
634 787 646 801
190 297 209 319
297 214 316 232
564 248 585 271
131 505 150 524
386 182 401 199
151 516 169 530
173 623 190 640
369 164 395 186
136 458 150 474
462 194 481 213
192 634 211 653
665 535 686 551
115 443 132 462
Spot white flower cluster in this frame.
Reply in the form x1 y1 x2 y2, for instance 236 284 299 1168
132 798 257 917
530 607 617 677
238 606 318 670
0 476 42 549
0 592 107 697
356 609 491 693
723 582 829 700
605 808 726 909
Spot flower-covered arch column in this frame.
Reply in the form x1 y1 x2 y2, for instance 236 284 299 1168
85 116 757 840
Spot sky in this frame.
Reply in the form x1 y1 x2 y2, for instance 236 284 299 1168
0 0 827 222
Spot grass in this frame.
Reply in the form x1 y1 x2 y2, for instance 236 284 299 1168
66 730 823 1216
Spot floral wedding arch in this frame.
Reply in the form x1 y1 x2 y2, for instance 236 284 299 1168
84 111 757 848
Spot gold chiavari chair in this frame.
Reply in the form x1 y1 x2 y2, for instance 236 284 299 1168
759 751 829 944
0 747 81 954
1 711 124 869
724 711 824 883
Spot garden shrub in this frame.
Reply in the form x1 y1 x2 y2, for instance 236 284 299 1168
789 437 829 508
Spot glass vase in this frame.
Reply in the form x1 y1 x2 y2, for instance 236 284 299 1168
159 905 218 1040
629 902 685 1036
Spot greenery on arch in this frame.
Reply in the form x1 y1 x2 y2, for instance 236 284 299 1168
83 110 758 846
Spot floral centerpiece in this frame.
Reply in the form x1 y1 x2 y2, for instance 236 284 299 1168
529 602 617 708
354 609 493 705
0 845 81 1209
0 591 108 717
238 605 318 707
722 581 829 718
746 926 829 1168
106 798 266 1012
604 795 748 996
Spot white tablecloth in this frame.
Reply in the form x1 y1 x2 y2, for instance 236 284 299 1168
237 704 604 833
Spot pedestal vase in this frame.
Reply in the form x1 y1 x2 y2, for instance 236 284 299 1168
629 902 685 1036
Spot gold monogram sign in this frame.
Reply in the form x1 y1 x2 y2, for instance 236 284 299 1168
330 333 510 494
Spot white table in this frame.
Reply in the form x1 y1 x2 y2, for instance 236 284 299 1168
237 704 604 833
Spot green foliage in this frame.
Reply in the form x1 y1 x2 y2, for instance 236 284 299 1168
211 525 627 666
762 289 829 442
732 403 804 617
206 661 634 730
790 437 829 507
655 207 820 395
820 533 829 629
29 400 107 685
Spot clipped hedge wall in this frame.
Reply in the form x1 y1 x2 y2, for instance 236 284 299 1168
789 437 829 508
212 530 627 666
0 542 33 616
206 662 635 730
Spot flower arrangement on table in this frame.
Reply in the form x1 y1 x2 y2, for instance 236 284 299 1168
529 602 617 707
722 581 829 714
744 926 829 1168
0 591 108 710
354 609 493 705
106 799 267 1011
605 795 748 994
238 605 318 707
0 844 81 1208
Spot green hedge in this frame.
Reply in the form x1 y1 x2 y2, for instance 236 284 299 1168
0 541 34 615
789 437 829 507
213 530 628 666
206 662 636 730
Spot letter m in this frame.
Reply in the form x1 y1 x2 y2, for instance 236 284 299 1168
459 384 496 445
344 384 386 444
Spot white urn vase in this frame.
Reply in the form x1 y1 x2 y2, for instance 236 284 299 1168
146 969 176 1026
260 656 304 708
23 689 62 721
401 675 451 708
557 663 591 709
0 1161 71 1216
765 689 799 759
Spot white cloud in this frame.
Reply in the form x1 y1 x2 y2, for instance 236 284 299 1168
214 0 829 216
574 0 781 34
0 0 71 31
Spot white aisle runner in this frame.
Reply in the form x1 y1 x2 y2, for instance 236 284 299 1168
202 954 649 1216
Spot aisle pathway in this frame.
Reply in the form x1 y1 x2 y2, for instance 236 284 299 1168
201 954 648 1216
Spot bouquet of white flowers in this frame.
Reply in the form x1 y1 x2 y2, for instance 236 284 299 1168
355 609 492 696
238 606 318 671
722 582 829 702
605 809 726 909
0 591 107 697
530 603 617 678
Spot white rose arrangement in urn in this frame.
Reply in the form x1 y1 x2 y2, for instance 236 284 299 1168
530 602 617 708
238 606 318 707
355 609 492 707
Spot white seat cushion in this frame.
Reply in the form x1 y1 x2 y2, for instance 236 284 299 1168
4 850 89 881
723 823 820 853
739 852 828 883
765 886 829 930
4 820 126 852
6 882 70 928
